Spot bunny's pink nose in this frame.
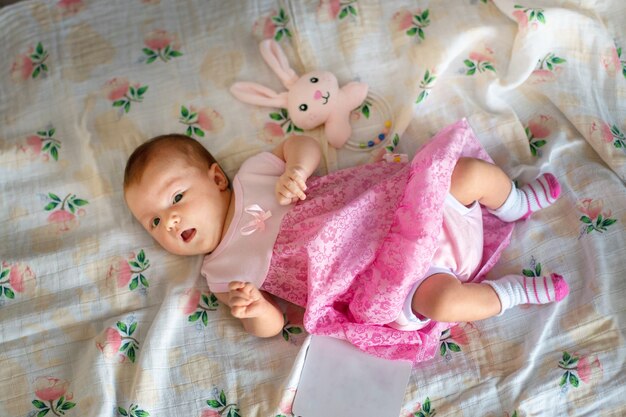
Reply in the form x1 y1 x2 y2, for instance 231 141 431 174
313 90 322 100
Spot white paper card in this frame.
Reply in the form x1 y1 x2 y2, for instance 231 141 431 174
292 335 412 417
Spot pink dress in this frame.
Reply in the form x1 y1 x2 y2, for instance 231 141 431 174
263 119 513 363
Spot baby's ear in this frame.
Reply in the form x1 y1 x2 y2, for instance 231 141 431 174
209 163 229 190
230 82 289 108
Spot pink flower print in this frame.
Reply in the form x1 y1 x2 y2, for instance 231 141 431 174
529 52 565 84
200 410 221 417
1 262 36 299
268 8 291 41
403 9 430 40
577 198 605 222
179 105 224 138
590 121 614 143
142 30 183 63
576 353 603 384
413 397 436 417
512 10 529 30
196 108 216 131
20 135 43 160
392 10 414 32
464 48 496 75
527 115 553 139
31 377 76 415
44 193 88 232
260 122 285 144
184 290 219 326
577 198 617 234
529 69 557 84
10 52 34 82
144 29 175 50
513 5 546 27
104 78 129 101
590 120 626 149
20 128 61 161
97 321 140 363
57 0 85 17
11 42 49 81
267 108 303 138
107 255 133 288
558 351 603 389
117 249 150 291
104 78 149 113
179 288 202 315
96 327 123 358
601 45 622 77
252 9 279 39
326 0 342 19
525 114 555 156
469 51 492 63
47 209 79 232
34 377 69 401
439 325 467 358
449 324 469 345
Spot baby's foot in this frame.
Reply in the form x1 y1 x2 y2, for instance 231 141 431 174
485 273 569 315
489 173 561 222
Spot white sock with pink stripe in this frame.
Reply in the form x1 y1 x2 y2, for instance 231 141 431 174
489 173 561 222
485 273 569 315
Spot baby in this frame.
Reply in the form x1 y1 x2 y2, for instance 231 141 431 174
124 120 569 362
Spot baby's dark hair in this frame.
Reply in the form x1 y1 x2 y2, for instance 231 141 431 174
124 134 223 189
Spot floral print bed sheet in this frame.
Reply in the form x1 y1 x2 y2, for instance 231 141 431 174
0 0 625 416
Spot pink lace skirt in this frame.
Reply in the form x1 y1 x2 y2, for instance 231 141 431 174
262 119 514 363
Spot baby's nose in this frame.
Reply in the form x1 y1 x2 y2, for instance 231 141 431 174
166 213 180 231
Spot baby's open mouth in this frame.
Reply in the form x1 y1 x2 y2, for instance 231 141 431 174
181 228 196 243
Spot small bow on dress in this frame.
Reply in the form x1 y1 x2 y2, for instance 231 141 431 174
240 204 272 236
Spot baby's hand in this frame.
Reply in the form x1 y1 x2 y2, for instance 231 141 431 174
275 166 308 206
228 281 268 319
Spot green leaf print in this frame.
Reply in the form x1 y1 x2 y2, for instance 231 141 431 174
117 321 128 333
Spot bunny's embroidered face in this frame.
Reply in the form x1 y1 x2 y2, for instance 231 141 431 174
287 70 339 130
230 39 368 148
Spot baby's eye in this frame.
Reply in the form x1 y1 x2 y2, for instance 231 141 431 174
299 104 308 111
173 193 183 204
310 77 319 83
151 217 160 228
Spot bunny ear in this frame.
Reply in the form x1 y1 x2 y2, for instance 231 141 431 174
230 82 289 108
259 39 299 89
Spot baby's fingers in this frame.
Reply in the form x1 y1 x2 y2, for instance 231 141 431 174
230 305 249 319
283 178 307 200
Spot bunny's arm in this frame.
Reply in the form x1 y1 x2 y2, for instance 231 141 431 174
341 81 369 109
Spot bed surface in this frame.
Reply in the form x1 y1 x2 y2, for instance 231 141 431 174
1 0 625 416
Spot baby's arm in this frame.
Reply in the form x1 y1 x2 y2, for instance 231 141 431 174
272 135 321 205
214 282 284 337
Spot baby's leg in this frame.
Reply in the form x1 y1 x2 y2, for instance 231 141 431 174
450 157 560 221
412 272 569 322
449 157 513 209
411 273 502 322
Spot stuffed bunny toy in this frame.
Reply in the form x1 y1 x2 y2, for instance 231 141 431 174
230 39 369 149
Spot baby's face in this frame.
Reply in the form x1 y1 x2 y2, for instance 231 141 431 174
125 152 231 256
